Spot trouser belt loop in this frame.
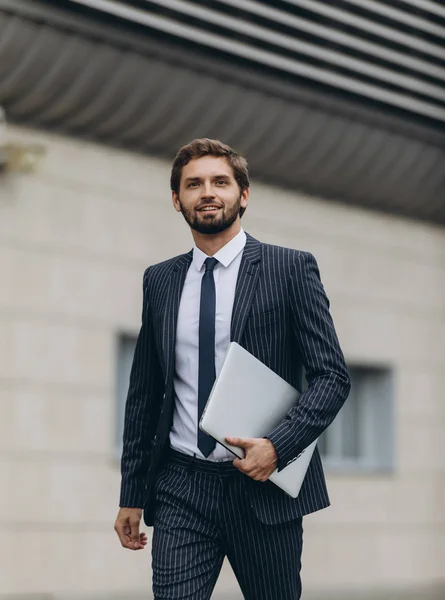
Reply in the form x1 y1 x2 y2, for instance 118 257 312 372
187 453 197 473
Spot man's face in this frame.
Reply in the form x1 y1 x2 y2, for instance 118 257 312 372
172 156 249 234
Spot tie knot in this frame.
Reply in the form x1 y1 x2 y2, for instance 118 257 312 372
204 257 218 272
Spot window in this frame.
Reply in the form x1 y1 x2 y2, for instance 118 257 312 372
318 366 394 472
115 334 137 459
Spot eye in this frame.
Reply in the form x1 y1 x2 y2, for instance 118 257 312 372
188 182 199 188
216 180 227 185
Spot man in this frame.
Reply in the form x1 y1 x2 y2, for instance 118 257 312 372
114 138 350 599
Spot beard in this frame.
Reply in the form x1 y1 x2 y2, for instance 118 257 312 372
178 194 242 234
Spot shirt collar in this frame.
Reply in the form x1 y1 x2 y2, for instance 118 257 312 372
192 228 247 271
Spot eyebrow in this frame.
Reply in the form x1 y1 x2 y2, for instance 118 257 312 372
184 174 231 182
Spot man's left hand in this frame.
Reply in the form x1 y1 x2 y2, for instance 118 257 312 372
225 436 278 482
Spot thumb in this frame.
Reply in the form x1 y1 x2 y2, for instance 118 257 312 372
129 516 141 546
226 436 251 449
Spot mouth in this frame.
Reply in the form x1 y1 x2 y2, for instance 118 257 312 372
197 205 222 214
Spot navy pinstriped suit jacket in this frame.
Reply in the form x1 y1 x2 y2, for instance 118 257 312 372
120 233 351 526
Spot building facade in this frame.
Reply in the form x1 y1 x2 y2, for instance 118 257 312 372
1 124 444 599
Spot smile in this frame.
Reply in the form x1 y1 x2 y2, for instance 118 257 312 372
199 206 221 212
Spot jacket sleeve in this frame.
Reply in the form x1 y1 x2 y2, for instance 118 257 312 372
266 252 351 472
119 267 161 507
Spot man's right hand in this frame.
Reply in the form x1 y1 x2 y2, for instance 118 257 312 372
114 507 148 551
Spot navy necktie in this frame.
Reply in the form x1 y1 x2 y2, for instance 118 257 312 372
198 257 219 457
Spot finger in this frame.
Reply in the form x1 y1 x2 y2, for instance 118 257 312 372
118 523 145 551
129 518 142 549
233 455 256 469
226 436 251 449
115 521 133 550
233 458 255 476
233 457 247 473
239 463 266 479
253 469 272 482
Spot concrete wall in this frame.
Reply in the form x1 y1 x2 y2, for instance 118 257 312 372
0 126 444 598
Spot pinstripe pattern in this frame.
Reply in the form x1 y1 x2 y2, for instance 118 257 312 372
152 453 303 600
120 233 351 527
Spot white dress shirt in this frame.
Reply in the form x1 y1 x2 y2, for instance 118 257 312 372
169 228 247 461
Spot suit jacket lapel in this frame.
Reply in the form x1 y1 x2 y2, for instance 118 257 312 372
231 233 262 342
163 251 192 385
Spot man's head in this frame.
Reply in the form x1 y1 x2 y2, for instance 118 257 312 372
170 138 249 235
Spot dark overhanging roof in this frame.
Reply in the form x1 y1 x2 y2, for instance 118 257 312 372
69 0 445 126
0 0 444 225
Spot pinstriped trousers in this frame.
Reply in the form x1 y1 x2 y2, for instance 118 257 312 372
152 451 303 600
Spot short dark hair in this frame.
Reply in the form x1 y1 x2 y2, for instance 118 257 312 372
170 138 249 218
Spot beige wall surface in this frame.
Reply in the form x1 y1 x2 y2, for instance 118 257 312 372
0 127 444 598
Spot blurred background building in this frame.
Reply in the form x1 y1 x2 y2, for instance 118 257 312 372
0 1 444 599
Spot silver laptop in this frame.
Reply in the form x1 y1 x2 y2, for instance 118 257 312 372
199 342 317 498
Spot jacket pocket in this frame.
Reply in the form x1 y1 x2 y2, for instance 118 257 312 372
249 307 282 329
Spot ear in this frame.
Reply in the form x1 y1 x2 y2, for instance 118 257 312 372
172 191 181 213
240 187 249 210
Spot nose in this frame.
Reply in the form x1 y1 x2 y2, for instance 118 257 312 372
201 180 215 199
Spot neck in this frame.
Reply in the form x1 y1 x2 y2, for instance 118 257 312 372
191 221 242 256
